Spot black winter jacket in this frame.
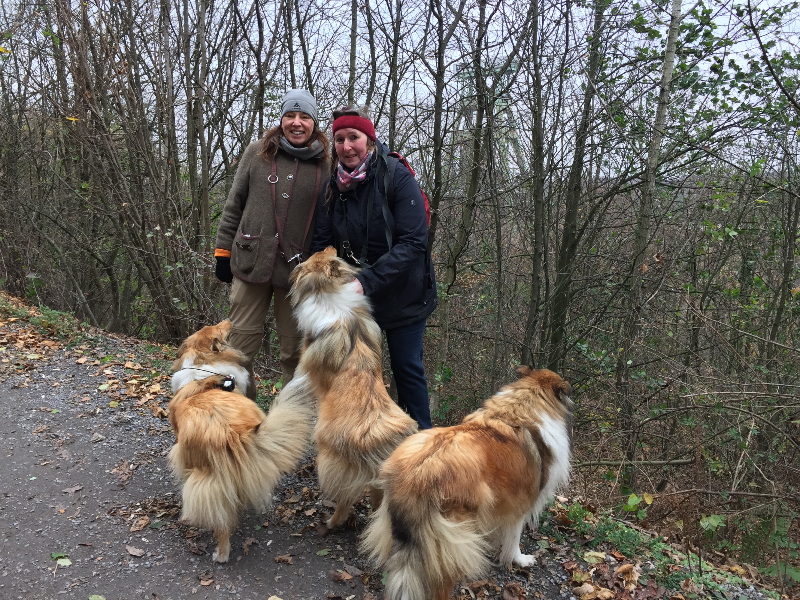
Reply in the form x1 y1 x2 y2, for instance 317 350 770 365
311 142 437 330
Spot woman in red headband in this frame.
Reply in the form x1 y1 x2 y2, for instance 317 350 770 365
311 106 437 429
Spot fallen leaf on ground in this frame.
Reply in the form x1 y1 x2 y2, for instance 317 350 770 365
62 485 83 494
111 461 133 483
573 583 594 596
343 563 363 576
125 545 145 557
275 554 293 564
242 537 257 555
129 516 149 531
330 569 352 582
610 549 626 561
572 570 592 584
503 582 525 600
729 565 746 576
583 551 606 564
135 394 152 407
563 560 580 571
615 563 640 591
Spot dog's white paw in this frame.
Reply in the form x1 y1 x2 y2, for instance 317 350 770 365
513 553 536 568
212 549 229 563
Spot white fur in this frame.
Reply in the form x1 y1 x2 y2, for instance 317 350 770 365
498 518 536 567
530 410 572 521
294 280 370 337
170 357 250 394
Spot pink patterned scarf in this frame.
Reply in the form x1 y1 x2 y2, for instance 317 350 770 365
336 151 373 192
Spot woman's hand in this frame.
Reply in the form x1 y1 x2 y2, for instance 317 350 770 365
352 277 364 295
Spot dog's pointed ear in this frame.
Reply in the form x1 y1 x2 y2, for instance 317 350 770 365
323 246 337 256
327 258 341 278
555 378 571 399
211 336 225 352
514 365 533 378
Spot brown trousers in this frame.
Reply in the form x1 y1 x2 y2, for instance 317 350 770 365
228 277 302 400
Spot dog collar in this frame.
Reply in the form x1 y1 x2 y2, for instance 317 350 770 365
219 375 236 392
174 367 237 392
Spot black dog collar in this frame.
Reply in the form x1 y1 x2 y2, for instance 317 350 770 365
220 375 236 392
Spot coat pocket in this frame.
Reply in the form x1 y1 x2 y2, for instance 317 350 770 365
232 229 261 278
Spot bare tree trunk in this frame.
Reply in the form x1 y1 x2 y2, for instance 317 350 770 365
547 0 607 371
348 0 357 104
521 0 545 367
294 0 314 94
615 0 682 480
284 0 296 88
387 0 402 149
364 0 377 108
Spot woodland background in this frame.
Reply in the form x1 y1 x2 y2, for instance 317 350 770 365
0 0 798 589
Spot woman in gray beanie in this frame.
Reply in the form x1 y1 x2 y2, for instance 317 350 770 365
214 90 330 399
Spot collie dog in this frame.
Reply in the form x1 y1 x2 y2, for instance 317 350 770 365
168 319 314 562
361 367 573 600
289 247 418 530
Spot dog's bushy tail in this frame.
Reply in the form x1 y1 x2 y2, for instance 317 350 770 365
362 498 489 600
170 375 315 533
253 373 316 476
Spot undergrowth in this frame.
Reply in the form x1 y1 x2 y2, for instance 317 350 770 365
538 500 785 599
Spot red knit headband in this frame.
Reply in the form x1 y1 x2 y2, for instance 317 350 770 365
331 115 376 141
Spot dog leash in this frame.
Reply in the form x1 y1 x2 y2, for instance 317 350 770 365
174 366 237 392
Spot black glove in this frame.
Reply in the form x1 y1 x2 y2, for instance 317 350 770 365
215 256 233 283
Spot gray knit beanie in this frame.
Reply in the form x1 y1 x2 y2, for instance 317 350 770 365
281 89 318 124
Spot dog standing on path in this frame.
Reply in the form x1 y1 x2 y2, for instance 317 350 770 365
168 319 314 562
289 247 418 531
361 367 573 600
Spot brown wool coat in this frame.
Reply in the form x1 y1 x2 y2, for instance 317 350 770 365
216 141 329 288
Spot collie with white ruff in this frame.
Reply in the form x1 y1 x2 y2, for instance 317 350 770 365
168 319 314 562
361 367 573 600
289 247 418 531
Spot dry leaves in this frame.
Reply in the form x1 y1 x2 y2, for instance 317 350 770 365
275 554 293 565
129 516 150 532
502 582 526 600
242 537 257 555
125 545 145 557
111 460 134 483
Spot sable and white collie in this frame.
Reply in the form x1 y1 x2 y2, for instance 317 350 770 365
289 247 418 530
168 319 314 562
361 367 573 600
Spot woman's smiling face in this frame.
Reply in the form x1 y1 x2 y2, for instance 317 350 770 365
281 111 315 147
334 127 370 170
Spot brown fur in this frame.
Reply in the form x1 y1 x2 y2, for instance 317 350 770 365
361 367 573 600
290 248 418 530
168 320 314 562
